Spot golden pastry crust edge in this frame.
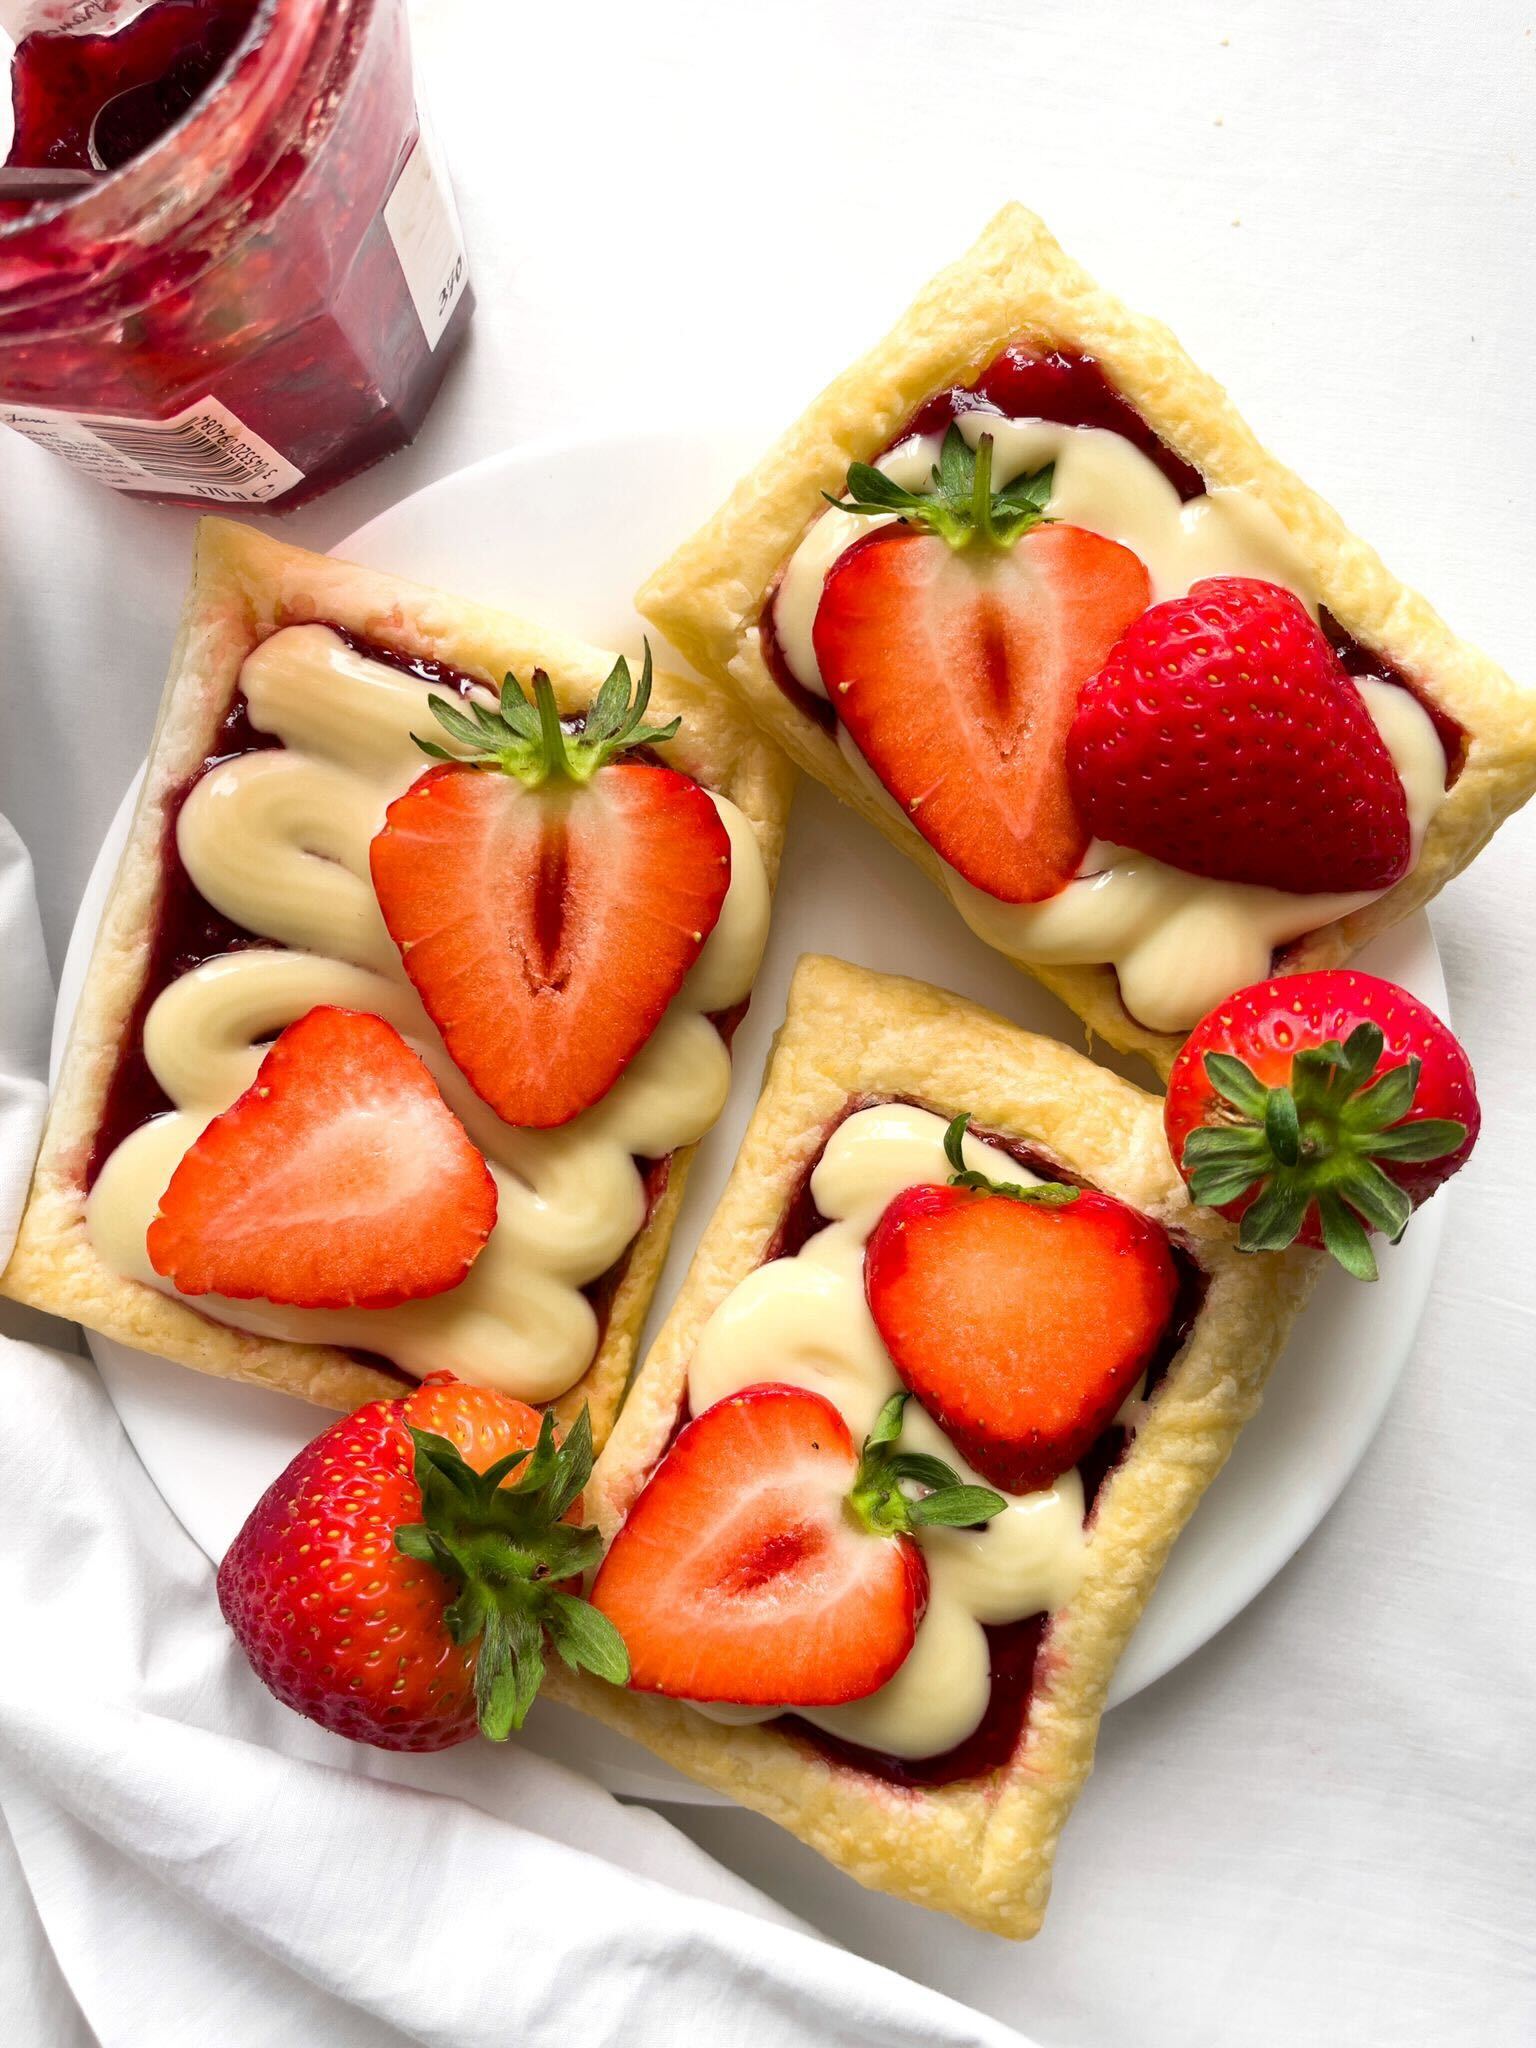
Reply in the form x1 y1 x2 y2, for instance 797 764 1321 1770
546 955 1318 1935
637 201 1536 1074
0 518 793 1445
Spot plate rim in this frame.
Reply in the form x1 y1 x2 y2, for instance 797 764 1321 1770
55 429 1450 1794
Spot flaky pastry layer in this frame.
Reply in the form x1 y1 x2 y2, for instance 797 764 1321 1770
639 203 1536 1072
1 519 792 1441
545 955 1316 1934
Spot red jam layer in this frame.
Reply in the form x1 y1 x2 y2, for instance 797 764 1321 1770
758 1095 1205 1790
1318 607 1465 785
899 344 1205 500
790 1614 1048 1791
85 629 494 1188
87 686 279 1188
758 340 1468 784
7 0 261 171
86 629 707 1349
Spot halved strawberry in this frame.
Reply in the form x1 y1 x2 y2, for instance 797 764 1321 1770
147 1006 497 1309
1067 576 1413 894
370 647 732 1131
589 1384 1002 1705
1165 970 1479 1280
864 1117 1180 1495
813 427 1151 902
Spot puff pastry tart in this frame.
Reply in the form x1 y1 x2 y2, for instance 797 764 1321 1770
544 955 1316 1936
1 520 791 1442
639 203 1536 1071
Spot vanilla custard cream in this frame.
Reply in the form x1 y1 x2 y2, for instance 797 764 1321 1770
88 626 771 1402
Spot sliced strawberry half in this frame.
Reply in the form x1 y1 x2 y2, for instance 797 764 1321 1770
589 1384 1003 1706
147 1006 497 1310
370 647 732 1131
813 428 1151 903
865 1117 1180 1495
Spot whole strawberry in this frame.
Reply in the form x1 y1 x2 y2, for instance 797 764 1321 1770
217 1374 628 1750
1067 576 1412 895
1165 970 1478 1279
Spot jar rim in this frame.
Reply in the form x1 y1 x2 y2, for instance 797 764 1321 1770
0 0 363 309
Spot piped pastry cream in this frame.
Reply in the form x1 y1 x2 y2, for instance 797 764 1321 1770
85 623 772 1403
772 415 1320 697
638 205 1536 1078
549 956 1319 1936
778 416 1449 1035
838 681 1445 1035
687 1102 1086 1760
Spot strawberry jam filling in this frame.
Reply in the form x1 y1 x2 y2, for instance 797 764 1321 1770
2 0 472 511
899 345 1205 499
707 1096 1206 1790
86 630 706 1352
7 0 261 172
87 686 278 1189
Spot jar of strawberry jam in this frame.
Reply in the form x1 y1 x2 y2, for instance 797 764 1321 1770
0 0 472 510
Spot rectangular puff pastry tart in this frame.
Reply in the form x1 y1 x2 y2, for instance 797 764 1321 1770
547 955 1317 1936
639 203 1536 1072
1 519 791 1443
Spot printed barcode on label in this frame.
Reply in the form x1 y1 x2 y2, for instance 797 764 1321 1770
89 415 273 489
0 395 305 503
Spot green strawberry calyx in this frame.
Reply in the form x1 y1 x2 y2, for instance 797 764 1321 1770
847 1391 1006 1536
393 1403 630 1741
414 641 679 787
1180 1022 1467 1282
825 422 1055 552
943 1112 1080 1208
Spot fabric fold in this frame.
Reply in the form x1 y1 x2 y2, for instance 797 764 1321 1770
0 811 1034 2047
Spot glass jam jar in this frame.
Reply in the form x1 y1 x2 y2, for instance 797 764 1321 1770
0 0 472 510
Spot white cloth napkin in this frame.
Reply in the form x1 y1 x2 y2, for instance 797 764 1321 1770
0 818 1036 2048
0 815 49 1253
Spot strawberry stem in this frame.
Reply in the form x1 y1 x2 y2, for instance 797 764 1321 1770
943 1112 1080 1207
530 669 572 785
393 1404 630 1739
970 429 997 545
825 423 1055 553
847 1391 1006 1535
413 641 681 789
1180 1023 1467 1281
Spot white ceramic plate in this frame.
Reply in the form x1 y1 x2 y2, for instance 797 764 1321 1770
60 428 1447 1804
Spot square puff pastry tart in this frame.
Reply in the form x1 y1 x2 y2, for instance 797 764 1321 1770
544 954 1317 1937
1 518 791 1444
639 202 1536 1073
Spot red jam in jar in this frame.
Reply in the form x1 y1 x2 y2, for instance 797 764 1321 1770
0 0 472 509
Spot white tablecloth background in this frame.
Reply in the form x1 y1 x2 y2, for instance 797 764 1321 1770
2 2 1533 2041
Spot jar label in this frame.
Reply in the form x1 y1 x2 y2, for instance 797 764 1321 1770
0 395 304 503
384 107 470 352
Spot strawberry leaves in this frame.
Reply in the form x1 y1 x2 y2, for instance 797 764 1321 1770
1181 1022 1468 1281
848 1391 1007 1535
415 641 680 787
827 424 1055 552
394 1404 629 1739
943 1112 1080 1208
